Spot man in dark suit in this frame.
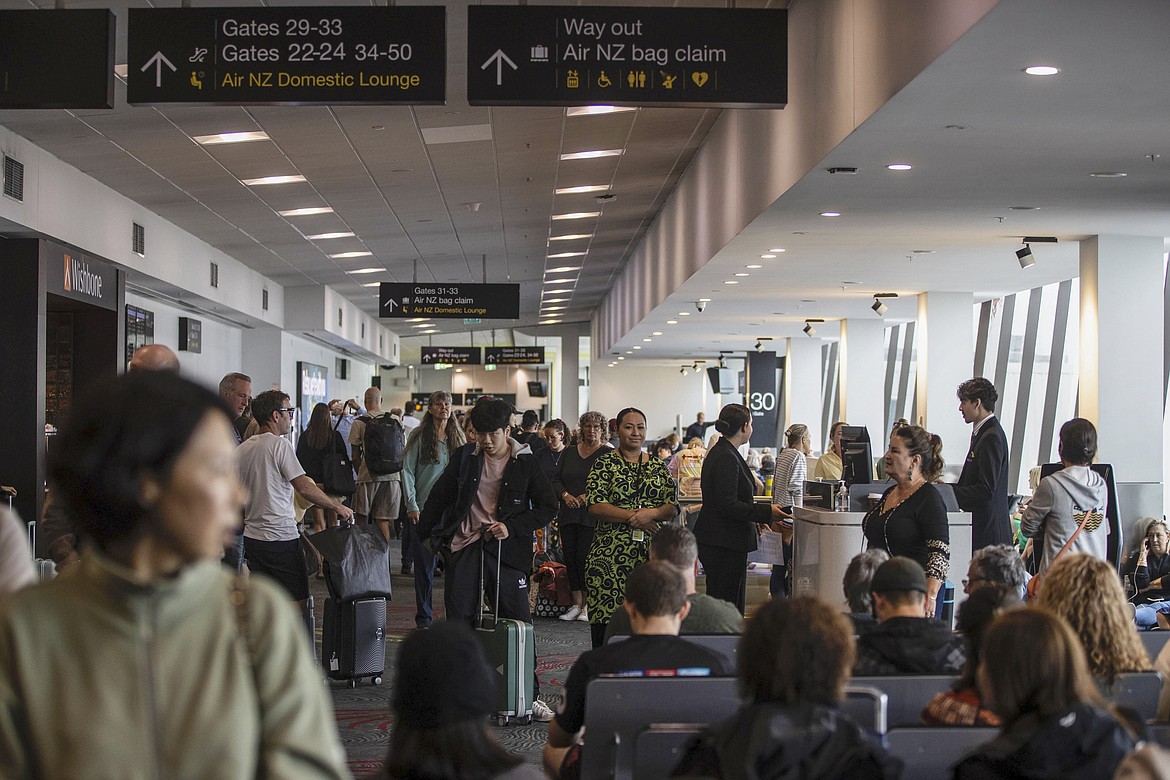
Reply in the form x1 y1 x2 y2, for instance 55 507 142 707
953 377 1012 549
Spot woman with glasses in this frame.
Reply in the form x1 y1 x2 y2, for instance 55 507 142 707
551 411 611 623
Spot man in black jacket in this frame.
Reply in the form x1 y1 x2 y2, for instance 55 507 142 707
418 397 558 719
954 377 1012 549
854 557 965 675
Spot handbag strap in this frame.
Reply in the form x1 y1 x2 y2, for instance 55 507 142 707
1050 506 1096 567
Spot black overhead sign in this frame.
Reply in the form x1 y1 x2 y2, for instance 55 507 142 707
126 6 445 105
420 347 481 365
485 347 546 365
466 6 786 108
379 283 521 320
0 10 114 109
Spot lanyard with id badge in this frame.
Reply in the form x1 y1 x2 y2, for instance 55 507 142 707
630 457 650 543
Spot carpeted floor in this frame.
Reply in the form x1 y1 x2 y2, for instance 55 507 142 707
315 538 591 778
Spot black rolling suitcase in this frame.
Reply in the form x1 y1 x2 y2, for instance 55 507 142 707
321 593 386 687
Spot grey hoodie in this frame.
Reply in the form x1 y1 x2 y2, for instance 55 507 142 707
1020 466 1109 574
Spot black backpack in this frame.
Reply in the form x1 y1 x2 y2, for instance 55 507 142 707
359 414 405 475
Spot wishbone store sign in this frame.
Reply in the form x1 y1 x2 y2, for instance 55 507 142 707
43 244 119 311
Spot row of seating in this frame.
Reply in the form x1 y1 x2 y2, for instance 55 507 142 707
582 671 1164 780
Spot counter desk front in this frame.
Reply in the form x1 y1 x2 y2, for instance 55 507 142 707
791 506 972 613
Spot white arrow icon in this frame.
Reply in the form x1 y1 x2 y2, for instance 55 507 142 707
383 297 398 312
141 51 177 88
481 49 518 86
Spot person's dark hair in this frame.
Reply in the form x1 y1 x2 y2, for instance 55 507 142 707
218 371 251 396
542 418 568 439
843 548 890 613
384 723 522 780
615 407 647 427
970 544 1028 591
49 372 232 551
649 524 698 570
468 398 513 434
714 403 751 437
625 560 687 618
405 391 466 465
521 409 540 429
250 389 289 426
739 596 855 706
303 402 334 450
980 608 1108 726
953 584 1020 691
891 424 945 482
957 377 998 413
1058 417 1097 466
877 590 924 609
654 440 673 457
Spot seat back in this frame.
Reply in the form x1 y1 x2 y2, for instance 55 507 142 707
1100 670 1163 721
606 634 740 671
850 675 956 728
885 727 997 780
1139 630 1170 660
582 676 741 780
632 724 704 780
842 684 889 735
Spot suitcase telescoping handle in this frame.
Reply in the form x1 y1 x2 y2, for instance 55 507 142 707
477 534 503 630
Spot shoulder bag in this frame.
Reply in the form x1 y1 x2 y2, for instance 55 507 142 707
321 417 357 497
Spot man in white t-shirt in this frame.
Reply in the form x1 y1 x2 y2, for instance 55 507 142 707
235 389 353 608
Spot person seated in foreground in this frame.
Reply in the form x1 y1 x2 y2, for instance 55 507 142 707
965 543 1029 600
603 524 743 643
853 556 965 676
542 561 730 778
670 596 901 780
382 621 542 780
921 584 1019 726
952 608 1143 780
1035 553 1151 687
843 548 890 635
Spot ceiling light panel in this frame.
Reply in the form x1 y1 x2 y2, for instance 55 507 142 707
560 149 624 161
350 267 384 274
194 131 270 145
566 106 637 116
555 184 609 195
305 232 355 240
549 234 593 241
242 175 306 186
279 207 334 217
329 251 373 259
545 266 581 273
552 211 601 220
548 252 586 259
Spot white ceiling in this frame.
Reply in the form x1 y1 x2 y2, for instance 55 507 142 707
2 0 1169 368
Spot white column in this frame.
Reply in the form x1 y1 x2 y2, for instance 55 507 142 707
915 291 974 473
838 319 885 444
785 337 823 449
558 335 580 423
1080 236 1164 530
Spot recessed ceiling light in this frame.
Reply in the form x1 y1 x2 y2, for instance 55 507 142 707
1024 65 1059 76
820 211 842 217
698 298 711 302
543 297 569 303
541 319 562 325
543 305 566 310
618 356 626 359
760 254 777 259
1089 171 1128 178
546 266 581 273
547 252 586 259
566 106 637 116
633 346 642 349
350 268 384 274
746 264 762 269
195 131 270 145
545 278 575 286
305 232 355 240
768 248 786 253
242 174 306 186
551 212 601 220
549 233 593 241
411 323 432 328
679 311 690 316
642 338 652 342
666 320 678 325
724 280 739 285
555 184 609 195
1009 206 1040 211
407 318 428 322
329 251 373 259
912 250 935 254
652 331 662 336
362 282 381 288
734 273 749 277
279 206 335 217
887 163 913 171
545 289 572 294
560 149 624 161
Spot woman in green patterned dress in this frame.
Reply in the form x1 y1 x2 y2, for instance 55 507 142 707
585 407 679 647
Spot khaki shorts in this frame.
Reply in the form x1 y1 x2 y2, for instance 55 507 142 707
354 479 401 521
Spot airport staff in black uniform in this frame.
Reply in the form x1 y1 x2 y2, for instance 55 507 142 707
953 377 1012 549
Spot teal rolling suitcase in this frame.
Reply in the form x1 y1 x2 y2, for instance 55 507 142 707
477 538 536 726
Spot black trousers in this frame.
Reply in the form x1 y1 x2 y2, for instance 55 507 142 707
698 543 747 614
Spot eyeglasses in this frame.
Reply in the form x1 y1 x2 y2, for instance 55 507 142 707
277 408 296 416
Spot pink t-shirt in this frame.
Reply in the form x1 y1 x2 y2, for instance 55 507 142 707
451 451 509 553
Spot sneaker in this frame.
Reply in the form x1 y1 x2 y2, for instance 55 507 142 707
576 607 589 622
558 605 582 622
401 565 413 576
532 699 555 722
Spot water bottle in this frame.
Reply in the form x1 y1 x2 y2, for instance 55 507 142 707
835 481 849 512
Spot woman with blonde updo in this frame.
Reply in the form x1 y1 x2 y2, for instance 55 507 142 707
862 424 950 617
1037 553 1151 686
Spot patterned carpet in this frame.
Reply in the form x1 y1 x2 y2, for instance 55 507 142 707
314 539 591 778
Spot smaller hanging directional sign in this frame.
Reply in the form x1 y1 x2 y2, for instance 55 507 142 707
485 347 546 365
420 347 481 365
379 282 520 319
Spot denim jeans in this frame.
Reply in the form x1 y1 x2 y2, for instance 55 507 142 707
1135 600 1170 630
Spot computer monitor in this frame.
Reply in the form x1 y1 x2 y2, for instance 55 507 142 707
527 381 547 398
840 425 873 486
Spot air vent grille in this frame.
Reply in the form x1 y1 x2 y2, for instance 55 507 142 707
3 156 24 201
210 262 219 288
132 222 145 256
